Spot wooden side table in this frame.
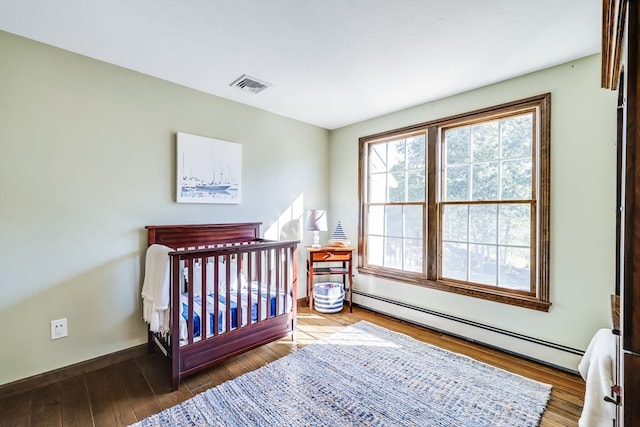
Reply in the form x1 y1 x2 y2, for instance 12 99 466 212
306 246 354 313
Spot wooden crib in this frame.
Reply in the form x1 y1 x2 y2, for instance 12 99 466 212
145 222 299 390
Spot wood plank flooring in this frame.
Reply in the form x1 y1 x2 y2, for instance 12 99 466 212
0 306 585 426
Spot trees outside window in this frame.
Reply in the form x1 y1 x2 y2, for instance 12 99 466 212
358 94 550 311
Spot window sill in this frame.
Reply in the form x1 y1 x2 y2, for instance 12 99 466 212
357 266 551 312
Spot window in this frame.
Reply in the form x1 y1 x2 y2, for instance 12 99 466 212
358 94 550 311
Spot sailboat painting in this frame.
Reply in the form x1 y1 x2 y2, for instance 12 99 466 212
176 132 242 204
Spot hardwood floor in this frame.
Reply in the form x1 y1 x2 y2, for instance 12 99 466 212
0 305 585 426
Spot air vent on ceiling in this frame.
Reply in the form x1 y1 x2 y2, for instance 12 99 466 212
229 74 271 94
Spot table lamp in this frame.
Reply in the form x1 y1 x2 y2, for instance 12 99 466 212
306 209 327 248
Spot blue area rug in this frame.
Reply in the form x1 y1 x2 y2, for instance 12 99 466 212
131 321 551 426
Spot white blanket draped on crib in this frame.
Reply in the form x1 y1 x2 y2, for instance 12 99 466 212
578 328 617 427
141 244 173 334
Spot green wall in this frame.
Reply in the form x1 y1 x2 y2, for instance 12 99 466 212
329 54 618 355
0 31 329 385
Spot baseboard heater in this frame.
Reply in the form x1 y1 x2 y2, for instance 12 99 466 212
352 290 583 374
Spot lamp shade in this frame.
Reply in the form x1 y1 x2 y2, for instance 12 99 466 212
306 210 328 231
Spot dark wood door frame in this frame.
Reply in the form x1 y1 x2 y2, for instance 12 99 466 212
604 0 640 424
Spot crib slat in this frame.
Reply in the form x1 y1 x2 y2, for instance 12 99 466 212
213 255 220 337
200 255 207 341
247 251 253 325
256 250 263 322
290 245 298 341
186 258 194 345
235 258 241 329
267 249 273 317
224 254 231 334
283 247 289 312
170 255 182 390
275 248 281 315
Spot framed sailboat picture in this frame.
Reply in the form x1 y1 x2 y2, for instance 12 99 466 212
176 132 242 204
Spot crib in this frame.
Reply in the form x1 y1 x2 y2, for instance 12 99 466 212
144 223 299 390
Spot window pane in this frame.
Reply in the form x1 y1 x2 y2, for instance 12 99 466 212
471 162 499 200
388 139 406 172
445 127 470 164
405 205 424 239
501 159 532 200
499 204 530 246
442 242 467 281
369 173 386 203
472 121 499 162
404 238 423 272
368 235 383 266
469 204 497 244
499 247 530 290
384 237 403 269
501 114 532 159
388 171 405 202
469 244 497 286
385 206 402 237
407 169 425 202
407 135 426 169
368 205 384 235
444 165 470 201
370 144 387 173
442 204 468 242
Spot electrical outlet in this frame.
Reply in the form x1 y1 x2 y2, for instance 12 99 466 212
50 318 68 340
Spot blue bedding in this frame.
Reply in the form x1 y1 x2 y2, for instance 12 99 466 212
180 290 289 339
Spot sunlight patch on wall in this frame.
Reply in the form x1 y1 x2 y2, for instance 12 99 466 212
265 193 305 242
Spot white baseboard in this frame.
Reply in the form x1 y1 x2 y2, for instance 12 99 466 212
353 291 583 374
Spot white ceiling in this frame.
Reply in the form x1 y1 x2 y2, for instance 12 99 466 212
0 0 601 130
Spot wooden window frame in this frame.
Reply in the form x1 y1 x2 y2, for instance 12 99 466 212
358 94 551 311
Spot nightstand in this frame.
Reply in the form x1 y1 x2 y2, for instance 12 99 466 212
306 246 354 313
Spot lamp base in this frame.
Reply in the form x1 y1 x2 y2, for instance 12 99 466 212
311 230 321 248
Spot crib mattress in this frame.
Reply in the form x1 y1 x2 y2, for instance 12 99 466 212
180 289 291 343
